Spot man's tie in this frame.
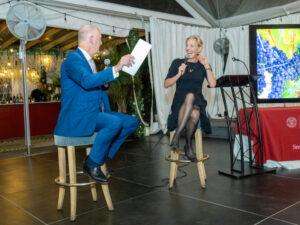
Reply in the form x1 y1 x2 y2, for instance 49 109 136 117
89 58 97 73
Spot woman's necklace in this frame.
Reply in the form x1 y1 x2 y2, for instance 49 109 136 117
187 62 197 73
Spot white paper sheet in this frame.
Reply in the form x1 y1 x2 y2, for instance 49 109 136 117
122 39 152 76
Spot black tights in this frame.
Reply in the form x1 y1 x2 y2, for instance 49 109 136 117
171 93 200 153
185 106 200 151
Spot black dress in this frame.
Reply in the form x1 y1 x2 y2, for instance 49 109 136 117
165 58 212 133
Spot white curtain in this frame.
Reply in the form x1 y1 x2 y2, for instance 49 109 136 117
150 17 223 133
150 13 300 132
222 26 250 117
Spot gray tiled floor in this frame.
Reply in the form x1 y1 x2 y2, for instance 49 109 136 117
0 135 299 225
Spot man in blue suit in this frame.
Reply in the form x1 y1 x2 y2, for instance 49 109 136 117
54 24 139 183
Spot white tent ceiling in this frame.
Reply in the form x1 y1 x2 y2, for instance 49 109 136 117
96 0 300 28
1 0 299 35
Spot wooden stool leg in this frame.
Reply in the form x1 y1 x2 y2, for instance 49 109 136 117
100 164 114 211
169 131 179 188
57 147 66 210
174 150 179 179
86 147 98 202
67 146 77 221
195 129 206 188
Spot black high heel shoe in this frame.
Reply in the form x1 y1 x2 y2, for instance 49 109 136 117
184 145 196 162
170 136 179 149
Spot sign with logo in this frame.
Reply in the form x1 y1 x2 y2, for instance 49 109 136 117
286 117 297 128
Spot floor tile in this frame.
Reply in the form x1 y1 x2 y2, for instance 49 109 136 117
51 190 267 225
0 195 44 225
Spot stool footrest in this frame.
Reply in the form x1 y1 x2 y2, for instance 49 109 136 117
197 154 210 162
165 153 209 163
55 171 96 187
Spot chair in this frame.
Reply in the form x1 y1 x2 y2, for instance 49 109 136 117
166 121 209 189
54 133 114 221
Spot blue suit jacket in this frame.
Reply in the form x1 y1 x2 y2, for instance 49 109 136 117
54 48 115 137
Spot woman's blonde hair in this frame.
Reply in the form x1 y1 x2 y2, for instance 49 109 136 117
186 35 203 47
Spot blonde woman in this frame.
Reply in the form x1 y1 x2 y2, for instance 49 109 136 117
164 35 216 161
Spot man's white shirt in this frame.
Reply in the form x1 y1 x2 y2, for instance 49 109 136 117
78 47 119 78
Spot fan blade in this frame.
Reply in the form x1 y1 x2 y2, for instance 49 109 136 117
6 12 20 23
28 27 40 40
13 4 29 21
28 15 45 30
14 22 28 39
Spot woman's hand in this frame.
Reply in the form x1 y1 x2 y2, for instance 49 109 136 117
198 53 216 87
198 53 209 68
164 63 187 88
178 63 187 76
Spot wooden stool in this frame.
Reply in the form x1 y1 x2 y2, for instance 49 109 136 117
166 122 209 189
54 133 114 221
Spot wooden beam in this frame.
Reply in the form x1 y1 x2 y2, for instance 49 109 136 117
102 38 125 49
26 28 61 49
101 31 145 49
61 40 78 52
2 36 18 49
42 31 77 51
61 36 117 52
0 22 7 34
101 36 118 46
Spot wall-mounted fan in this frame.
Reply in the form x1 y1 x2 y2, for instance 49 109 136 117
213 37 230 74
212 37 230 117
6 1 46 155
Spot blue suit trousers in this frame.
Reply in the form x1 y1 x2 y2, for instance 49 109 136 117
89 112 139 165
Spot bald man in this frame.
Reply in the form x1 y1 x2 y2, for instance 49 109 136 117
54 25 138 183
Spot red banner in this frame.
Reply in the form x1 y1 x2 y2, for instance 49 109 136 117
236 107 300 163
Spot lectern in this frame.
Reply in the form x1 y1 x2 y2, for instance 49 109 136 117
215 75 276 178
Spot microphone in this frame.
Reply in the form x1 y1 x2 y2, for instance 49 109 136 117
232 56 249 74
102 58 111 90
104 58 110 69
184 54 190 64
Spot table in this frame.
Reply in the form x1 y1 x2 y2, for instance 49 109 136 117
235 106 300 169
0 102 60 140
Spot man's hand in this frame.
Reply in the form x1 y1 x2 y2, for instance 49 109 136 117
115 54 135 73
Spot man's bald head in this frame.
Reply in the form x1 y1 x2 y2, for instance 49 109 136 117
78 24 102 56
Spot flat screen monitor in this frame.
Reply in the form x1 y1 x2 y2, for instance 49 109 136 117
249 24 300 103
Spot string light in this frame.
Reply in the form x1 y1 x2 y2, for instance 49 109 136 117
36 3 131 32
